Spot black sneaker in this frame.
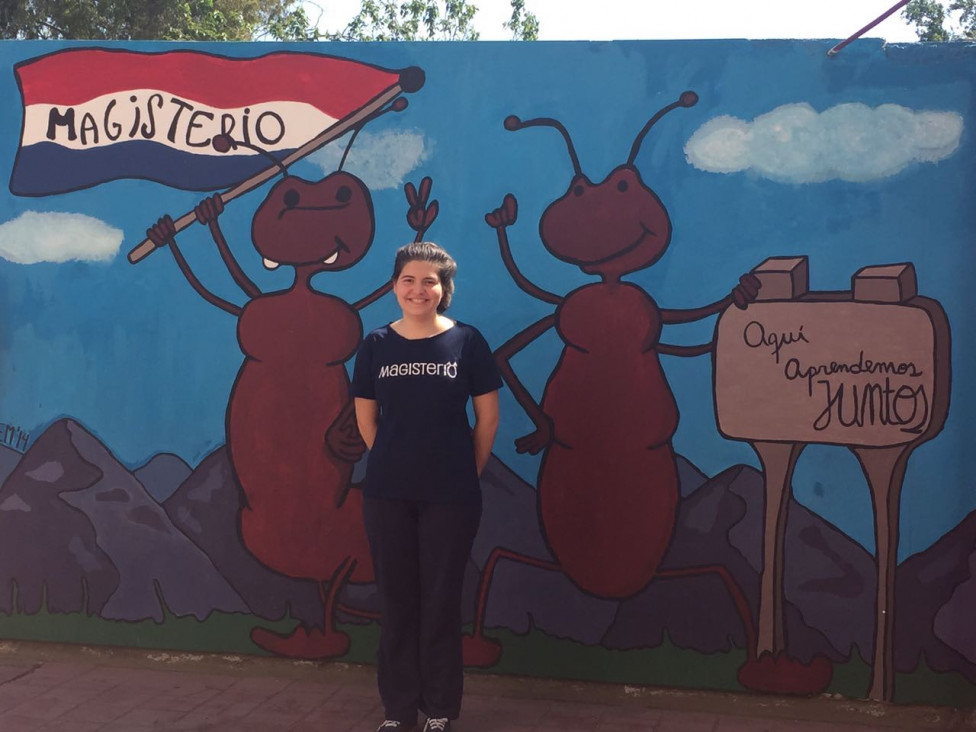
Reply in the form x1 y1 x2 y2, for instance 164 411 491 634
377 721 417 732
423 719 450 732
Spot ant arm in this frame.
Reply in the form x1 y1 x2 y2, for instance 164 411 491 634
413 222 436 244
657 341 714 358
657 293 738 356
353 280 393 312
405 177 439 242
497 228 563 305
486 193 562 306
495 313 558 455
325 398 367 464
195 195 262 299
146 215 242 316
349 176 440 311
208 220 262 299
660 273 762 324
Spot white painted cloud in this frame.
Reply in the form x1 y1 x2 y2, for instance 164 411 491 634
307 129 431 191
685 103 963 183
0 211 123 264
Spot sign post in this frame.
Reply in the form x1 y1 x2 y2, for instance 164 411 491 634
714 256 951 701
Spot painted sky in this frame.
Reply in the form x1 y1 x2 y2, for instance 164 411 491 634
0 39 974 566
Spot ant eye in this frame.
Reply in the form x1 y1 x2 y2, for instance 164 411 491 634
573 185 584 197
336 186 352 203
283 189 300 208
617 180 629 192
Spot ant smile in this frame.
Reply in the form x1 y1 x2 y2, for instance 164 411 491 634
582 224 656 266
323 236 351 265
261 236 350 270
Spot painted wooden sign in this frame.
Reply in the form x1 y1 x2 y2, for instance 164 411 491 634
713 256 951 701
714 257 949 448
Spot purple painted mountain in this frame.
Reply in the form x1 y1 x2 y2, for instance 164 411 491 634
474 456 976 682
603 464 877 663
471 455 618 643
135 453 191 503
162 447 331 628
2 417 973 685
0 419 246 621
0 421 118 615
896 511 976 679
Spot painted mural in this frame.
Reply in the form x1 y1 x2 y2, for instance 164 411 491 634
0 38 973 708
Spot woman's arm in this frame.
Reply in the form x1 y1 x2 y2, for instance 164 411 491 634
472 391 501 476
354 398 380 450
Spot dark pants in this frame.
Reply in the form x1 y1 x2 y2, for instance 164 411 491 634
363 495 481 725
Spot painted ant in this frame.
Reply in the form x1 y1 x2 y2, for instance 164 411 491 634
146 101 438 659
464 91 831 694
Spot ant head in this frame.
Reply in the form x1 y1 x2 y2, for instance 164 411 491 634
540 165 672 278
212 134 375 272
252 171 374 272
507 92 697 278
221 96 412 273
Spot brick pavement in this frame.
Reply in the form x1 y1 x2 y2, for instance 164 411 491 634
0 642 971 731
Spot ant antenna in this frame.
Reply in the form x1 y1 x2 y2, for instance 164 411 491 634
337 127 362 172
212 134 289 177
627 91 699 167
504 115 583 178
338 97 409 172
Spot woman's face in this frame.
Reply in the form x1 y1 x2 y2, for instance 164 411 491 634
394 259 444 319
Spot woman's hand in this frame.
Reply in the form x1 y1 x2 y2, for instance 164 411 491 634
472 391 500 475
354 398 380 451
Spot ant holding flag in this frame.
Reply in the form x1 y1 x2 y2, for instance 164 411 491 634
138 66 436 659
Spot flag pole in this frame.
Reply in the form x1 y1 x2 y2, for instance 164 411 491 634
826 0 911 57
128 83 405 264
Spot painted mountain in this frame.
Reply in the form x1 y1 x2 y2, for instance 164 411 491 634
162 446 339 627
0 417 973 686
0 419 246 620
134 453 191 503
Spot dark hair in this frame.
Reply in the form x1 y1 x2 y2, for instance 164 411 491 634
392 241 457 312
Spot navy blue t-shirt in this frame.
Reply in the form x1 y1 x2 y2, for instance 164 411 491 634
351 322 502 505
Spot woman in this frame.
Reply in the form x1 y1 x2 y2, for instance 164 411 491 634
352 241 502 732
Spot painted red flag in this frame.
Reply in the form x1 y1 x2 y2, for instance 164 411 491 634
11 48 423 196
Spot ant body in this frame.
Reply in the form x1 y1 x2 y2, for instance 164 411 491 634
147 120 437 659
464 91 830 693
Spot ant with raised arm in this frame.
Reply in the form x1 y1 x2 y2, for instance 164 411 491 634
147 101 438 659
465 91 831 694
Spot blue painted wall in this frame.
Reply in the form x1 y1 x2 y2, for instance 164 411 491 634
0 39 974 705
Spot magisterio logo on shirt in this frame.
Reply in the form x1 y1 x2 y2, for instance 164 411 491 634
378 361 459 379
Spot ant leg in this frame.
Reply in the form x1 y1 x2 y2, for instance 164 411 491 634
463 547 560 668
321 558 357 636
656 565 832 695
250 557 357 659
336 601 381 622
656 564 757 656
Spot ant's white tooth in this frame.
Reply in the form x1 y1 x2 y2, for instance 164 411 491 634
263 257 279 270
324 251 340 265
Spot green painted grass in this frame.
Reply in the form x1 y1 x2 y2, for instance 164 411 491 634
0 601 972 706
473 626 746 692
